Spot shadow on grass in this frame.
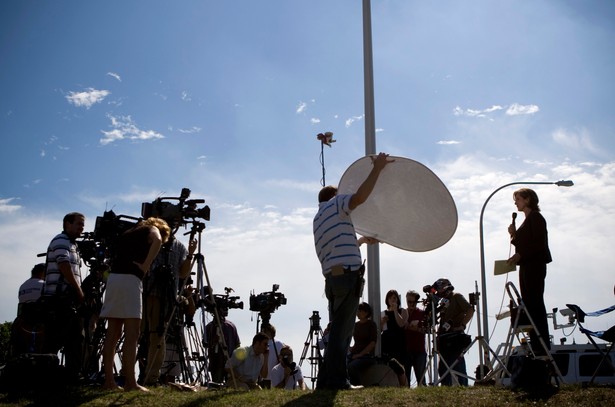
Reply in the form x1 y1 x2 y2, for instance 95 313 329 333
281 389 339 407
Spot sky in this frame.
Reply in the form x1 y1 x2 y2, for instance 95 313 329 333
1 0 614 386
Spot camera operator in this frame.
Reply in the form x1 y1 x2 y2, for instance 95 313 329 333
433 278 474 386
141 234 196 386
270 345 306 390
41 212 86 382
205 306 241 384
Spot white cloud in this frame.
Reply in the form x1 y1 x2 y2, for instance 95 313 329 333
552 127 601 155
100 114 164 145
107 72 121 82
505 103 539 116
345 115 364 128
296 101 307 114
178 126 202 134
453 105 503 118
310 118 320 124
65 88 110 109
0 197 21 213
437 140 461 145
181 91 191 101
454 104 540 119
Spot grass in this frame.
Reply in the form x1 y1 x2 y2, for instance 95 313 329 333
1 384 614 407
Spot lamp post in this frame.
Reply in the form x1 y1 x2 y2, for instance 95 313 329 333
478 180 573 362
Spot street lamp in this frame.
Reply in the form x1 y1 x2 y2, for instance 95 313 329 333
478 180 573 362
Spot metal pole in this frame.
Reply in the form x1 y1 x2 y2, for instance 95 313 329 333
362 0 381 354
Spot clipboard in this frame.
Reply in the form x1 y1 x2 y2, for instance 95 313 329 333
494 260 516 275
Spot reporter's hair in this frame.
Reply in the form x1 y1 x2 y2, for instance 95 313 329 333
140 217 171 244
513 188 541 212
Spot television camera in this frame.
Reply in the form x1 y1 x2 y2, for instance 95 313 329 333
200 287 244 315
249 284 287 329
249 284 287 315
141 187 210 230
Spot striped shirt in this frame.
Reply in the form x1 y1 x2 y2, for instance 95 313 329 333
43 232 81 296
18 278 45 303
313 194 362 276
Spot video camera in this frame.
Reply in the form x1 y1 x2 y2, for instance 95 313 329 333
141 187 210 230
76 233 105 268
200 287 244 314
249 284 287 315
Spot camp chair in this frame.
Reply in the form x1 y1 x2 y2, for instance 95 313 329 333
566 303 615 385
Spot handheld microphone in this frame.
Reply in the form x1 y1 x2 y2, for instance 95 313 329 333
512 212 517 227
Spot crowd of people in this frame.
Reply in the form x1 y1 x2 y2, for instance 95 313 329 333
7 155 554 392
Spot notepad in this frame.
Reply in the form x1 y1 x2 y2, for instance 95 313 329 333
494 260 516 275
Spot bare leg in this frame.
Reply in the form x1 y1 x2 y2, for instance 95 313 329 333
102 318 124 390
122 318 149 392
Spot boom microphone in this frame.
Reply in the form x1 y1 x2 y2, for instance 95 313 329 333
512 212 517 227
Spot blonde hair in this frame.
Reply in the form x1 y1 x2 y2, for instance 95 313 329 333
140 217 171 243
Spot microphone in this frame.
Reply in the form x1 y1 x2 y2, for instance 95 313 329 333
512 212 517 227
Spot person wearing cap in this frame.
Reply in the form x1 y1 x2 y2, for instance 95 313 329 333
434 278 474 386
313 152 394 390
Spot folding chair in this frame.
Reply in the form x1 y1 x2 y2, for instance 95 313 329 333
566 303 615 385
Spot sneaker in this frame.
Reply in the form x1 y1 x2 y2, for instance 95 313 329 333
340 383 364 390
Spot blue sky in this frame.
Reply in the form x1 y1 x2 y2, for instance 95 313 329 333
2 1 614 384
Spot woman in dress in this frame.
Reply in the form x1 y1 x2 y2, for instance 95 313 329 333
381 289 408 364
100 217 171 391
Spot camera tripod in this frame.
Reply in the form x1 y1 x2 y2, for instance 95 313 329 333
139 234 205 386
424 281 505 386
189 222 238 388
298 311 325 389
436 283 506 386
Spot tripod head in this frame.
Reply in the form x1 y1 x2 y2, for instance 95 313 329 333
258 312 273 334
309 310 321 331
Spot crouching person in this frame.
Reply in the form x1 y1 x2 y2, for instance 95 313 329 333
225 332 269 390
